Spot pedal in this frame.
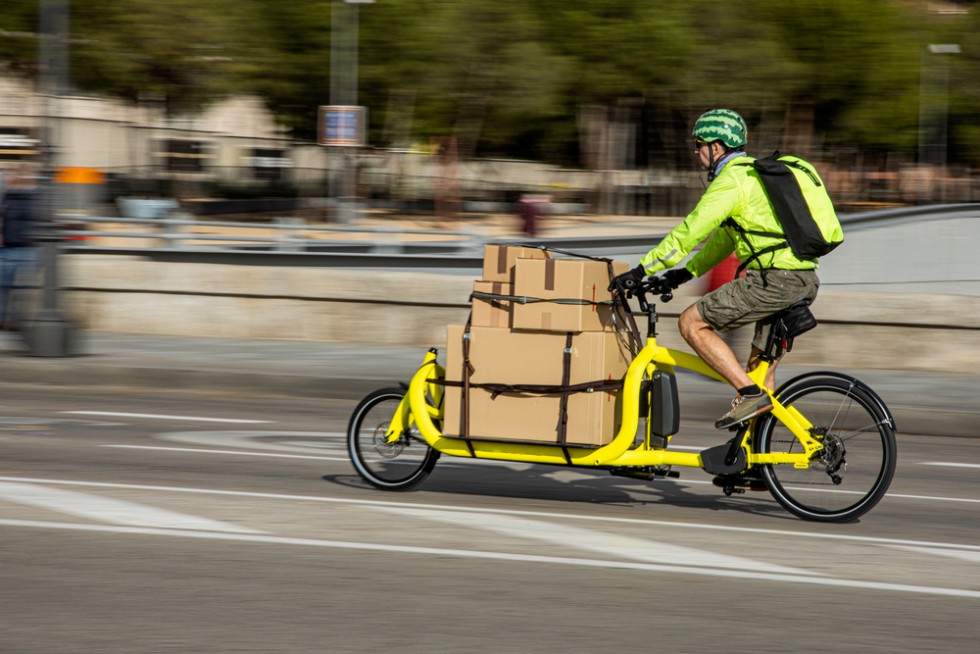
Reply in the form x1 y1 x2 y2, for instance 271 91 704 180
712 472 768 494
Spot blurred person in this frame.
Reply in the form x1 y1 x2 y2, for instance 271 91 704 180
0 165 39 331
612 109 821 430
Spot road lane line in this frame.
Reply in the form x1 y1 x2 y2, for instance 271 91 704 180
879 492 980 504
921 462 980 470
1 517 977 599
0 481 263 534
103 444 349 462
888 546 980 564
1 475 977 553
104 444 520 470
374 506 817 576
62 411 270 424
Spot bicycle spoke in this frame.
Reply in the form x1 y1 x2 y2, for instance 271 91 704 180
760 377 896 522
348 388 438 490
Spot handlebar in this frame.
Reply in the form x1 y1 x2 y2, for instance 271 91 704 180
611 274 676 307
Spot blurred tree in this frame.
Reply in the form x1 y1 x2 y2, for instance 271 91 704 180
0 0 975 169
223 0 331 138
0 0 39 77
69 0 246 115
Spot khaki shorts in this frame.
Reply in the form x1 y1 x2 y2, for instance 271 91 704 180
697 269 819 351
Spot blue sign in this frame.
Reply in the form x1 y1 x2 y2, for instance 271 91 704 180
318 106 366 147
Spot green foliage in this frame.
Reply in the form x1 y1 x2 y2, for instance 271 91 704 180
69 0 245 114
1 0 977 167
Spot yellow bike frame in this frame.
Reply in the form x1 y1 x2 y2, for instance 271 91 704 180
392 333 823 472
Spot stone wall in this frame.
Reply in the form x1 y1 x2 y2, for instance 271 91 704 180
59 254 980 374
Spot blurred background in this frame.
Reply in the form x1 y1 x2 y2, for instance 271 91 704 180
2 0 979 219
0 0 978 365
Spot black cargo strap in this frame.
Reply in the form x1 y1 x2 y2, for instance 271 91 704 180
517 244 613 264
470 290 614 307
555 332 573 450
459 318 477 456
437 377 623 396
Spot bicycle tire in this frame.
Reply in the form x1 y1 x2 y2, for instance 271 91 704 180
347 387 439 491
756 376 896 522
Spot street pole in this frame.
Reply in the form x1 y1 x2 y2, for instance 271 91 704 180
329 0 372 224
918 43 960 169
30 0 74 356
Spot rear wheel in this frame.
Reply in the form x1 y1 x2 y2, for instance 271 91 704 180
757 376 896 522
347 387 439 491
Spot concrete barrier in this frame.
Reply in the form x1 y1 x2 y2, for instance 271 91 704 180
59 254 979 374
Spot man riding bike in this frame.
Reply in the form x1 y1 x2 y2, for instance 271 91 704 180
613 109 822 430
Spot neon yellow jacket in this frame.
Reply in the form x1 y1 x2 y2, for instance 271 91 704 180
639 156 818 277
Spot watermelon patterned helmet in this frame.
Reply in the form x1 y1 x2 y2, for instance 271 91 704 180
692 109 747 148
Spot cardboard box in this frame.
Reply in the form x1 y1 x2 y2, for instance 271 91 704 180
482 244 550 283
471 281 513 328
442 325 631 446
512 259 629 332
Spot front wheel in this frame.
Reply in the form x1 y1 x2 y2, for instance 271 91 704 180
756 376 896 522
347 387 439 491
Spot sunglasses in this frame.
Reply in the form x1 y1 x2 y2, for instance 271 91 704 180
694 138 711 150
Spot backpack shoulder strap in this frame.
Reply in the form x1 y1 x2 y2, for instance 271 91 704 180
722 217 786 279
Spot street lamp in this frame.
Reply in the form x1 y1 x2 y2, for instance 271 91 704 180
918 43 960 169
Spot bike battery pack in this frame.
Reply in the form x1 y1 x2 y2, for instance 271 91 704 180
651 370 680 438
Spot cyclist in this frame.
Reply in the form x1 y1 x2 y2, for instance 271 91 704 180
613 108 820 430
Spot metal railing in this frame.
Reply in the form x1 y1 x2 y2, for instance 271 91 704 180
56 213 488 255
54 203 979 269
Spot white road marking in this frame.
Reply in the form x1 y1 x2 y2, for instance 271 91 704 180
103 444 505 471
880 492 980 504
922 462 980 470
161 430 341 456
62 411 270 424
374 506 817 576
0 481 262 534
2 476 977 553
888 546 980 564
103 444 349 462
1 517 977 599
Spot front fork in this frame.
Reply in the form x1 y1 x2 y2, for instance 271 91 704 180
386 349 444 445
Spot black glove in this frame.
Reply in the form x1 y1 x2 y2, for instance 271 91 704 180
662 267 694 289
609 264 646 292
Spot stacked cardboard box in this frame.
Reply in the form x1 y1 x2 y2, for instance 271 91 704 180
443 245 633 447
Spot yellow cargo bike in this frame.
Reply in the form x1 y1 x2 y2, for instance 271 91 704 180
347 265 896 523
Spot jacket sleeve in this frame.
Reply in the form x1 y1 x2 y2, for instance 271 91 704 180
688 226 736 277
639 172 741 275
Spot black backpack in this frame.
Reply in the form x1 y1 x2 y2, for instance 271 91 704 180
727 154 843 271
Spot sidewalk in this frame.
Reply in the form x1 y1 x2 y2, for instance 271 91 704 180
2 330 977 438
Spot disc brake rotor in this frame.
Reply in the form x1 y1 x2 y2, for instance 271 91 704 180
372 421 404 458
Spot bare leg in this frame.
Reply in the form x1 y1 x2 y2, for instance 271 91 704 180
678 304 753 390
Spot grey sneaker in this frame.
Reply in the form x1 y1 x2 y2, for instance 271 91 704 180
715 392 773 429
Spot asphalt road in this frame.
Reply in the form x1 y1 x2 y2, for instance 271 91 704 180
1 383 978 653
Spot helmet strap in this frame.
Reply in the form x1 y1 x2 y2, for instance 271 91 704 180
706 144 719 181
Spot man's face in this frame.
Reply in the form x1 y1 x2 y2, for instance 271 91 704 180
694 139 725 169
